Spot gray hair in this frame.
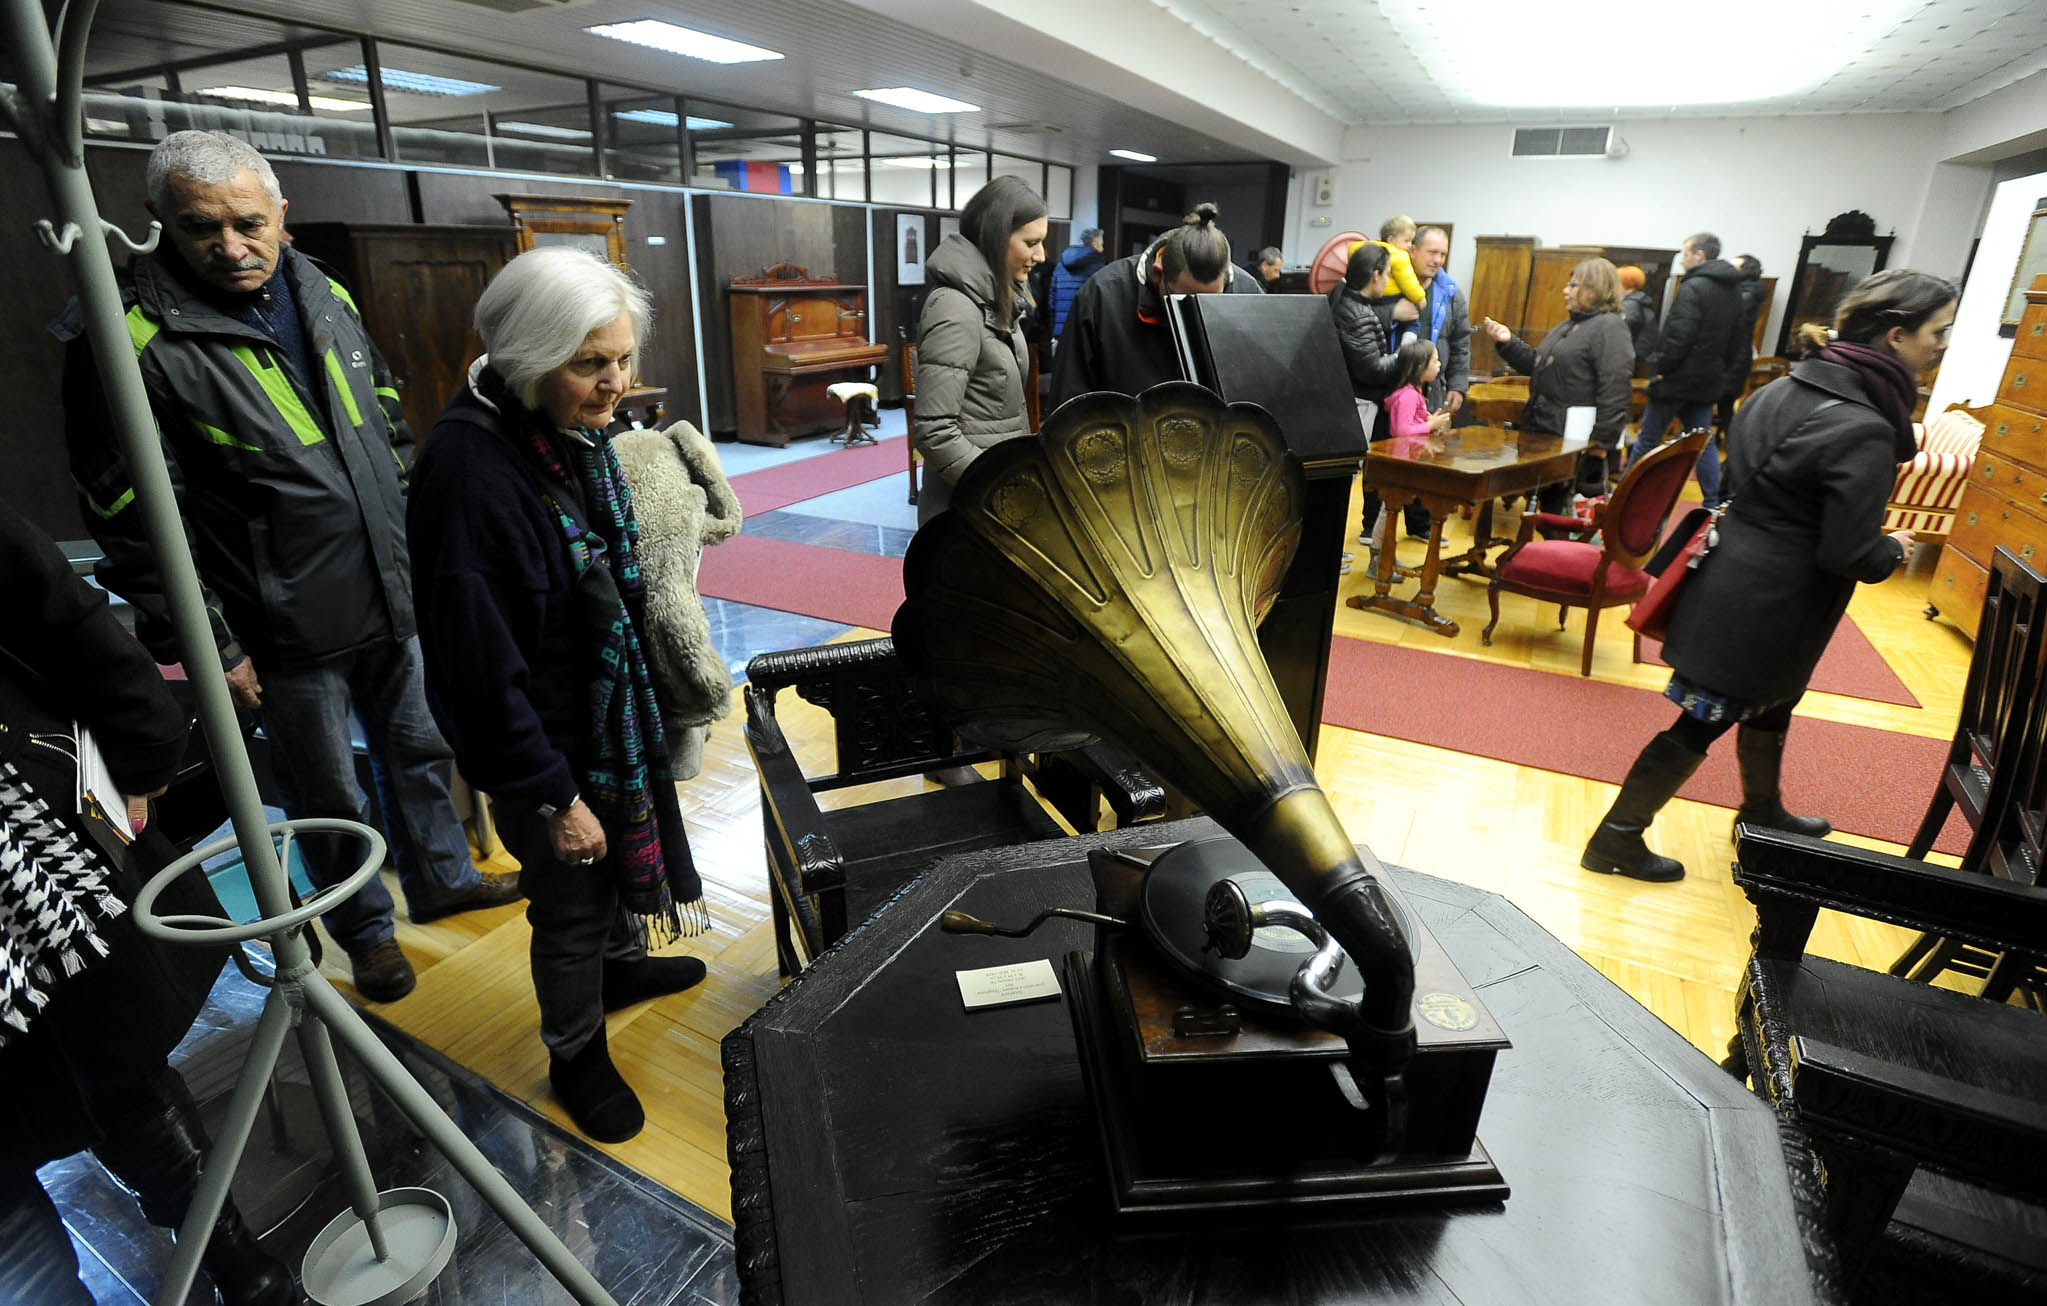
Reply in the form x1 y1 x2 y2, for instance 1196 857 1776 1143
147 130 282 213
474 247 653 408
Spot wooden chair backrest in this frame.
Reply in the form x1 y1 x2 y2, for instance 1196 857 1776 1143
1957 548 2047 877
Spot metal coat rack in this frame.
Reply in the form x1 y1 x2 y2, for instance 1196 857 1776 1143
0 2 619 1301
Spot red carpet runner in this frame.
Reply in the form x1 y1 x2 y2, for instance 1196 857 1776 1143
1322 638 1964 855
727 437 912 517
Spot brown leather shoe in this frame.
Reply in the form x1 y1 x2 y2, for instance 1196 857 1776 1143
408 870 524 924
347 939 417 1002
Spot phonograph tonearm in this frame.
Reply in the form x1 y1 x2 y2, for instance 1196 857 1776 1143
892 383 1509 1219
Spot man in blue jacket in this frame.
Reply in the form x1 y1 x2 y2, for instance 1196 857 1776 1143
60 132 518 1003
1043 227 1105 346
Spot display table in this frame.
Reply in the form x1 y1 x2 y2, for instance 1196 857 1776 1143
722 819 1822 1305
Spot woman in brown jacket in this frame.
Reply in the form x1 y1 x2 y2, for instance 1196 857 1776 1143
1480 257 1635 511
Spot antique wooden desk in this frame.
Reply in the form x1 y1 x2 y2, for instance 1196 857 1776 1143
1351 425 1580 637
723 819 1822 1306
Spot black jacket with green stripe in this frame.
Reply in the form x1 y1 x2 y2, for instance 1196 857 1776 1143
58 245 416 670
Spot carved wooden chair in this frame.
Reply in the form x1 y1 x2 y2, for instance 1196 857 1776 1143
899 325 921 504
1893 547 2047 1005
1480 426 1712 675
744 637 1162 974
1727 825 2047 1294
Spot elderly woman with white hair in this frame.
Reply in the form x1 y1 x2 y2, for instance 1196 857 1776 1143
407 247 706 1143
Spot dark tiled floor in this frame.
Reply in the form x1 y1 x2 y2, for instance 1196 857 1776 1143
42 952 736 1306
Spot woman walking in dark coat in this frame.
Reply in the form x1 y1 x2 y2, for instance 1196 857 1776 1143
912 175 1048 524
1479 257 1635 509
408 248 708 1142
1582 269 1955 882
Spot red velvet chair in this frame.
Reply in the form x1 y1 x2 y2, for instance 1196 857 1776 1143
1481 427 1714 676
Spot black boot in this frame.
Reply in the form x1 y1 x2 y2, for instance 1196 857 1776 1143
602 955 707 1013
1583 731 1707 882
1734 725 1832 839
548 1026 645 1143
90 1071 298 1306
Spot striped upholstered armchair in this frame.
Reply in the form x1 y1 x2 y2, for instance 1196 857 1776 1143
1882 403 1986 544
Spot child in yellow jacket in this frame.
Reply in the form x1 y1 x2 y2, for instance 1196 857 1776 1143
1351 215 1426 306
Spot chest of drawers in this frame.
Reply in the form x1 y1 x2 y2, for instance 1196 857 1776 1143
1934 276 2047 635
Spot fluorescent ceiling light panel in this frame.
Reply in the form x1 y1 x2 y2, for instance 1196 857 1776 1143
587 20 783 64
881 156 951 169
1405 0 1918 108
1109 148 1156 162
613 108 734 130
853 87 979 114
197 86 370 111
496 121 591 139
320 65 499 97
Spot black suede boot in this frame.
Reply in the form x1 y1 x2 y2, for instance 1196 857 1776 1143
548 1026 645 1143
89 1071 298 1306
601 955 707 1013
1733 725 1832 839
1582 731 1708 882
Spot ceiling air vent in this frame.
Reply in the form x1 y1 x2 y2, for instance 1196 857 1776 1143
1511 125 1621 158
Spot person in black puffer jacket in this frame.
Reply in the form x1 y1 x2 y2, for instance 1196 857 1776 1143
1583 269 1956 883
1330 241 1428 547
1628 232 1749 508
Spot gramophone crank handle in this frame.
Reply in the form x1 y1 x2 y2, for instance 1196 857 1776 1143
939 907 1127 938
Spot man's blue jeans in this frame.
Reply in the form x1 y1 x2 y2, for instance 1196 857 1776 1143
1630 397 1722 507
258 635 479 953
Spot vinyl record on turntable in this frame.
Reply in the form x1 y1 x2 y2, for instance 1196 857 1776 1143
1137 835 1415 1022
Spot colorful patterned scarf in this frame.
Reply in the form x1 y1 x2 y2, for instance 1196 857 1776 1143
486 369 706 942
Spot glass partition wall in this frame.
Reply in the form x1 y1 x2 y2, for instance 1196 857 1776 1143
65 0 1076 217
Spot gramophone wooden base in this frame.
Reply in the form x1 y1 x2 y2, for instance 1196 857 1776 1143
1064 949 1508 1223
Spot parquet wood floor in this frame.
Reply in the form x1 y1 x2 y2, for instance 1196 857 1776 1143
322 488 1977 1227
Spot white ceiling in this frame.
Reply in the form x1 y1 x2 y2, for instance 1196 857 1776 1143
1156 0 2047 123
68 0 2047 170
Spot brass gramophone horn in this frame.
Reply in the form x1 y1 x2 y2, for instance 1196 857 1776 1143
893 382 1417 1140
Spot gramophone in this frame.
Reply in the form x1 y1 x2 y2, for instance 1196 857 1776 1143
893 384 1508 1220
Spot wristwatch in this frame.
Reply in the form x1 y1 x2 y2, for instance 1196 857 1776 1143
538 794 580 819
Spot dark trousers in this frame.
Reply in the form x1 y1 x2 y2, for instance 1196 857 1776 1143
495 801 644 1060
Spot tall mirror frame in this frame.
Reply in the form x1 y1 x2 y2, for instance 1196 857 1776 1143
1776 223 1894 355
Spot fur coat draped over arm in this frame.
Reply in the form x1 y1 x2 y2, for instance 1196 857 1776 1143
612 420 744 779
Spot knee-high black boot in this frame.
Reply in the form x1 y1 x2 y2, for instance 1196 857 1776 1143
1582 731 1708 882
88 1070 298 1306
1734 725 1831 838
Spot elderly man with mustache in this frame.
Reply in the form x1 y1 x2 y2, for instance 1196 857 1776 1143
56 131 519 1004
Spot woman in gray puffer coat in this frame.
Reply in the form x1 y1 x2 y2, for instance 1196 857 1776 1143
913 176 1048 523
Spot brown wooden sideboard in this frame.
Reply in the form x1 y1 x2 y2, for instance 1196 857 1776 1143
728 263 888 446
1932 275 2047 636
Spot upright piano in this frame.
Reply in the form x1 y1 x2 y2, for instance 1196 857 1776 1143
729 263 889 447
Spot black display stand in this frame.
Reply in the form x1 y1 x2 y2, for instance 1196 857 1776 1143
722 819 1825 1306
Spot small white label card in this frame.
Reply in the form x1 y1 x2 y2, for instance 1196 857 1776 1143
1561 405 1596 450
955 958 1062 1012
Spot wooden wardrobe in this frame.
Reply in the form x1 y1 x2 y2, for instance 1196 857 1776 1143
1932 275 2047 636
1468 237 1677 375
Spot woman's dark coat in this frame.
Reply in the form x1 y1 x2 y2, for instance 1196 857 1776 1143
1660 358 1908 705
1494 310 1635 451
1329 284 1404 440
0 499 224 1166
1621 289 1660 374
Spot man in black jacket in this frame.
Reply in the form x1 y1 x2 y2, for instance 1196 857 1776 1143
1049 204 1262 408
59 132 518 1003
1627 231 1748 508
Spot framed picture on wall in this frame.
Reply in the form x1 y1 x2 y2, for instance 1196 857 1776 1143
937 216 960 244
2002 202 2047 328
898 213 926 286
